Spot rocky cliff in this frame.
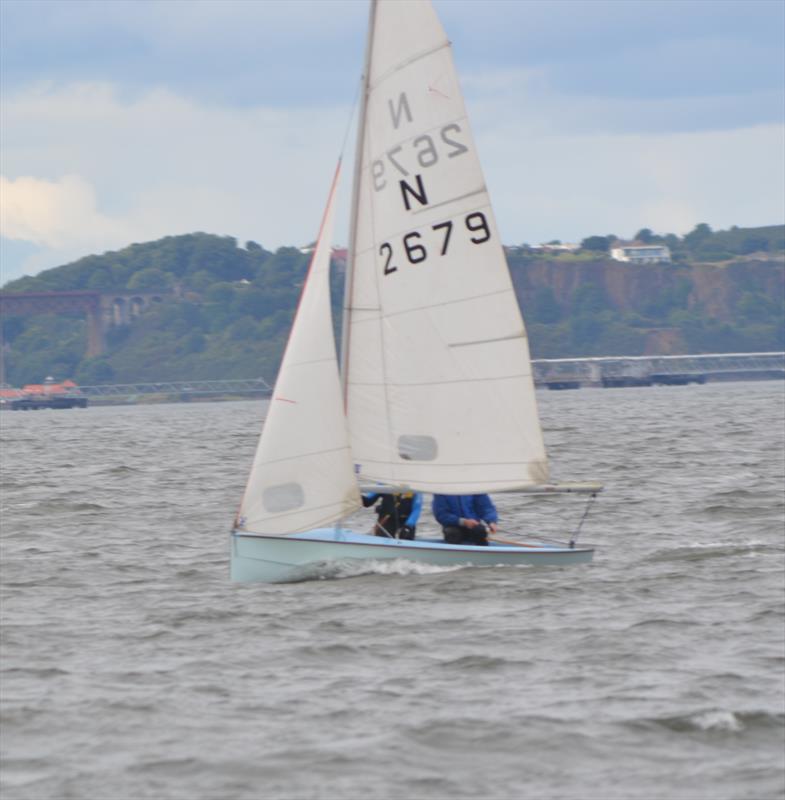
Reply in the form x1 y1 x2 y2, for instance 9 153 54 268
510 256 783 320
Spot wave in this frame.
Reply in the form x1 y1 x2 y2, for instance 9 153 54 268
436 654 533 671
626 618 698 630
645 541 781 563
708 488 778 501
700 503 784 519
105 465 141 475
634 709 784 734
21 500 109 514
1 667 69 678
293 642 361 658
125 757 200 774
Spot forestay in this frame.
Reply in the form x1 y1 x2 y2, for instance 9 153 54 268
343 0 549 494
238 164 361 534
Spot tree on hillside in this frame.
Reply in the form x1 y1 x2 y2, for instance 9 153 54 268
86 268 115 290
186 235 252 282
127 268 172 291
205 282 235 304
684 223 713 246
580 235 612 252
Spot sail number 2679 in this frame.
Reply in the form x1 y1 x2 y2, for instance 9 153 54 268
380 212 491 276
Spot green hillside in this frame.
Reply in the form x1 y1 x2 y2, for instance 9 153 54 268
1 224 783 386
2 234 319 385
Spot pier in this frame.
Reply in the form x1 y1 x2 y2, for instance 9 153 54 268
532 352 785 390
72 353 785 400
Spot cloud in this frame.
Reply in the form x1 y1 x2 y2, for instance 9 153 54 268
0 172 136 281
481 122 785 245
461 64 783 136
1 81 355 280
454 62 785 243
0 173 127 248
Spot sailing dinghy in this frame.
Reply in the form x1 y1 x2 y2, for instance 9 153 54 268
231 0 601 583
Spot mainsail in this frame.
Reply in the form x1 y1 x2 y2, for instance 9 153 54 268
342 0 549 494
238 163 361 534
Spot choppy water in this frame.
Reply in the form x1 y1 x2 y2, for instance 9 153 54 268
1 382 784 800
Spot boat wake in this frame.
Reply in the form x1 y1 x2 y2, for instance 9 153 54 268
283 558 465 583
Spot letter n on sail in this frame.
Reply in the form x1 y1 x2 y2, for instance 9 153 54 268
388 92 413 129
400 174 428 210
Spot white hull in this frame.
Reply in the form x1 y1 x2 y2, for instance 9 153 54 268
231 528 594 583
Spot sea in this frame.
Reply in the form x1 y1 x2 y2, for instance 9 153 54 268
1 381 783 800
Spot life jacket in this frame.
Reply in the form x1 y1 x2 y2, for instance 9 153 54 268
374 493 415 526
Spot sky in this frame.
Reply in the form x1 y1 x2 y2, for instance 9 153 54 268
1 0 784 284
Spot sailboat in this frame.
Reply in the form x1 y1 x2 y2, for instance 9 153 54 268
230 0 602 583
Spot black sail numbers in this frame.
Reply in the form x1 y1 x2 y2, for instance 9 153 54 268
374 91 492 277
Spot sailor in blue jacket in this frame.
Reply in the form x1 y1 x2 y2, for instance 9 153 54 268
431 494 498 546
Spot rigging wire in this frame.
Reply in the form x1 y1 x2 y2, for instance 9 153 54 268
490 492 599 549
339 76 362 162
569 493 597 549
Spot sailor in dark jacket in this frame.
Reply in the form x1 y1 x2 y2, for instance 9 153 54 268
362 492 423 539
432 494 498 546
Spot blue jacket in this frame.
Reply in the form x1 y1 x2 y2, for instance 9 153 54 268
432 494 498 528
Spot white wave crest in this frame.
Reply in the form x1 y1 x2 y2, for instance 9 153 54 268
309 558 465 581
692 710 744 732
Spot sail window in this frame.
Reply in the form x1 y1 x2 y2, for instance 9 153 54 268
398 435 438 461
263 483 305 513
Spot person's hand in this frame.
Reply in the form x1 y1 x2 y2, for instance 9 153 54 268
462 518 480 529
400 525 414 538
488 522 497 534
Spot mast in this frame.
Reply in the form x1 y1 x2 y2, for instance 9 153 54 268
340 0 377 408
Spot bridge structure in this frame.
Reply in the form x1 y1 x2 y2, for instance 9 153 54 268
0 289 172 382
0 291 104 357
532 352 785 389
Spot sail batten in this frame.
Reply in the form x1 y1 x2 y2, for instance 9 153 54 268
248 444 354 468
409 190 488 215
349 374 531 387
346 287 516 319
369 40 450 88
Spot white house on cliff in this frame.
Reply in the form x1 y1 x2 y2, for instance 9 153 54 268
610 241 672 264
